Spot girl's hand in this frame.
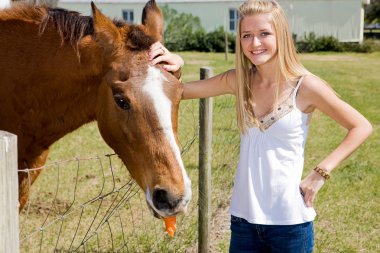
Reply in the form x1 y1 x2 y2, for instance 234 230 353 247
149 41 184 72
299 171 326 207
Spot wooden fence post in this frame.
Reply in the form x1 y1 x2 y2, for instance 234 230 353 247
198 67 213 253
0 131 19 253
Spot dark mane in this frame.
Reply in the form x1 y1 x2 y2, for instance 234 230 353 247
41 7 154 51
125 25 156 51
0 4 155 51
39 7 93 48
112 18 156 51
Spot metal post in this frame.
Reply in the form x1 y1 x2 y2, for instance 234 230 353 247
198 67 213 253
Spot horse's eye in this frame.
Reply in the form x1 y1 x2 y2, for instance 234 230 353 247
119 72 129 82
113 94 131 110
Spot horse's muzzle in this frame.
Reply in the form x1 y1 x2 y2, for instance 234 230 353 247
146 187 190 218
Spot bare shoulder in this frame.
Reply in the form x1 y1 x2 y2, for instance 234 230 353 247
297 74 337 113
300 75 332 96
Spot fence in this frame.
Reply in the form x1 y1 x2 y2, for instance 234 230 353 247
0 67 239 252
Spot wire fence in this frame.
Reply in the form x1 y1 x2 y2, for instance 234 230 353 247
18 154 199 252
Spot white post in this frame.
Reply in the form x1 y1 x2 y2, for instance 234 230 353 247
0 131 19 253
0 0 11 9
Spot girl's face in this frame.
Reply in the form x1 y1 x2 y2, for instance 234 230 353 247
240 13 277 67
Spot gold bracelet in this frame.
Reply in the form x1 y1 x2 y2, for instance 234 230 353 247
313 166 330 180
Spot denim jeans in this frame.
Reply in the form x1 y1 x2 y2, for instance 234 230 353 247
229 215 314 253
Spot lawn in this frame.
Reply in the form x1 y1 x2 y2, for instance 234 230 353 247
19 51 380 252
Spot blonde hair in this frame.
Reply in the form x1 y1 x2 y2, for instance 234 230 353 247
235 0 310 133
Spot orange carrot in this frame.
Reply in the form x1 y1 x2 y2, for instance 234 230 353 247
163 216 176 237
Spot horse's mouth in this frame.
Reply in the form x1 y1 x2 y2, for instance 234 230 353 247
146 203 181 219
145 188 189 219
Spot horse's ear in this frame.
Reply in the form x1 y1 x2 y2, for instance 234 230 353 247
91 2 122 57
141 0 163 42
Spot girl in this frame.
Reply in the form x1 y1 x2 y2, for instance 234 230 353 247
150 0 372 252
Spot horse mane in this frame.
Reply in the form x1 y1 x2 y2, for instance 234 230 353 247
0 3 154 51
40 7 94 49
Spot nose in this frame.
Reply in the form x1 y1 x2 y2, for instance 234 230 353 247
152 188 180 211
252 36 261 47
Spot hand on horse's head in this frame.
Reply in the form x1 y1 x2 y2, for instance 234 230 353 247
149 41 184 73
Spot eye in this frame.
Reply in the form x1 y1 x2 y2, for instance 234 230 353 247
113 93 131 110
119 72 129 82
242 34 251 39
261 32 270 37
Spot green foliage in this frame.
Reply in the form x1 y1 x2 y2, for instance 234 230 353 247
296 33 342 52
161 5 205 51
364 0 380 23
161 5 235 52
295 32 377 53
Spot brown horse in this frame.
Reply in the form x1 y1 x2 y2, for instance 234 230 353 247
0 0 191 218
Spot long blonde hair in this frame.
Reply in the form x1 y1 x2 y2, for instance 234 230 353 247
235 0 309 133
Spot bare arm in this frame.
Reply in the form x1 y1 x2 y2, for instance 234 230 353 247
149 41 236 99
182 69 236 99
299 75 373 207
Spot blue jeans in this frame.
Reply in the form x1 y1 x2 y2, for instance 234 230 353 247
229 216 314 253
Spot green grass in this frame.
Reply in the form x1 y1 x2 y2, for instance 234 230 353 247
20 51 380 252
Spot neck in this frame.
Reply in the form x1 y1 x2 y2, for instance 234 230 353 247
254 59 278 86
1 32 104 160
33 39 104 147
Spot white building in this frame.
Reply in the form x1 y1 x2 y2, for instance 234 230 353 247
58 0 370 42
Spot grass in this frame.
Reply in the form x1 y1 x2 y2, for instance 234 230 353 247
20 51 380 252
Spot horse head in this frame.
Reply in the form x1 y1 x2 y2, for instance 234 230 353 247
91 0 191 218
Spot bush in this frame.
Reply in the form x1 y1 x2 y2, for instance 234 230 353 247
203 27 235 53
296 32 342 52
295 32 377 53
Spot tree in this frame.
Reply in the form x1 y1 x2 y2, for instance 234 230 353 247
365 0 380 23
161 5 205 51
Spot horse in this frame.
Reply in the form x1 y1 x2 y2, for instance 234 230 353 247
0 0 191 219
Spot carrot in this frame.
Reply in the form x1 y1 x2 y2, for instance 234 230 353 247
163 216 176 237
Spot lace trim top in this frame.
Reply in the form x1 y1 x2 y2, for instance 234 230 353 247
257 95 294 131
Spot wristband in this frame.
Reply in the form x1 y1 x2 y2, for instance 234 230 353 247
313 166 330 180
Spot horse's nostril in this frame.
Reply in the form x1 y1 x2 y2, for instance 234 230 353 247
152 189 179 211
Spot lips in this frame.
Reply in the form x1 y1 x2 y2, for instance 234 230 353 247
251 49 266 55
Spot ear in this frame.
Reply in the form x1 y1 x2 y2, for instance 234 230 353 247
141 0 163 42
91 2 122 57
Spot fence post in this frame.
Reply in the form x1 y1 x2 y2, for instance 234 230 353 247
0 131 19 253
198 67 213 253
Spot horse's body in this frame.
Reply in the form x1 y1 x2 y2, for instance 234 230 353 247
0 0 191 218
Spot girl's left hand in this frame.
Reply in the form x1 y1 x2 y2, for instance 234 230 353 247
299 171 326 207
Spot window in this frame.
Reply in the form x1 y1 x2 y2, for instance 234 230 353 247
229 8 239 32
122 10 134 24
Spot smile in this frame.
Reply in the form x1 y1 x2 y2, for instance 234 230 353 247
251 49 266 55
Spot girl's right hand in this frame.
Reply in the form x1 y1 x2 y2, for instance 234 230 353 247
149 41 184 72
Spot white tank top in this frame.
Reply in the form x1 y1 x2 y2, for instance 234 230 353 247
230 77 316 225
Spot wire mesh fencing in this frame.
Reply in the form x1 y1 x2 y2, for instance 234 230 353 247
19 154 184 252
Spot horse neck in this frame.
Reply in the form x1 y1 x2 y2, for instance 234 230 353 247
6 29 104 153
31 37 104 144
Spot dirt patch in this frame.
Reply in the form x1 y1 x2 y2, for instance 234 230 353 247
210 204 231 252
185 198 231 253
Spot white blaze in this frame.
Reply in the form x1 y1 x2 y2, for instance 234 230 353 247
142 66 191 214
